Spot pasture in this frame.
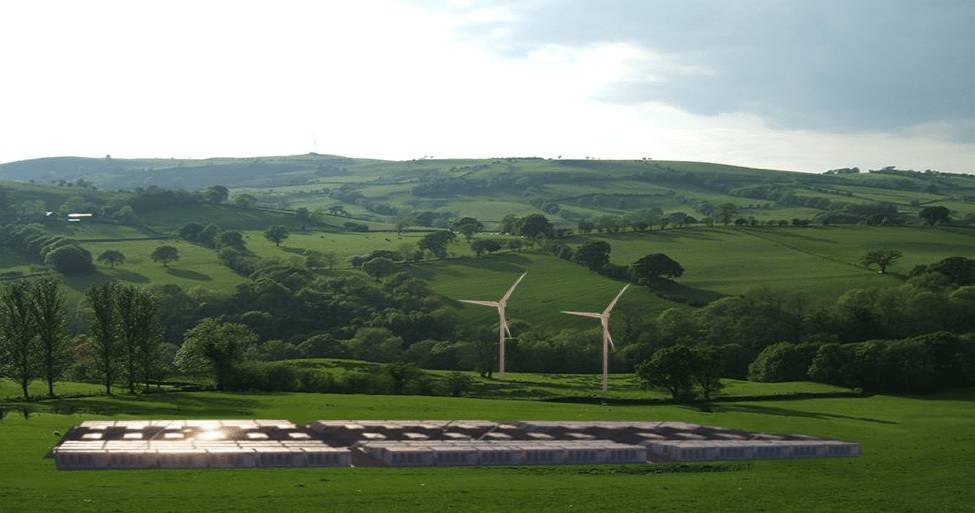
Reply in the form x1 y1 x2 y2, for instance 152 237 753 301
0 387 971 512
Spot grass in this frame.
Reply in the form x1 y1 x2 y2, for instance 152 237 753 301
69 239 246 297
411 252 685 326
743 225 975 272
0 379 105 401
0 388 972 512
243 230 512 266
569 225 974 300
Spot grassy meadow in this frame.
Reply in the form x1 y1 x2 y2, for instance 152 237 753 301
0 387 971 513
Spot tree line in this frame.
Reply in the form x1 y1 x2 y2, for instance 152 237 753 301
0 279 164 400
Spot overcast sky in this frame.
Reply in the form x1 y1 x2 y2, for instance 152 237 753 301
1 0 972 172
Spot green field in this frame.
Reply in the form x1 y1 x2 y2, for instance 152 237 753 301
243 230 514 267
412 252 683 326
566 225 975 299
0 380 105 401
5 220 972 318
1 388 972 512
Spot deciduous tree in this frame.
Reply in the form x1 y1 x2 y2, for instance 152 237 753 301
861 249 902 274
97 249 126 268
30 278 67 397
0 281 38 400
150 245 180 267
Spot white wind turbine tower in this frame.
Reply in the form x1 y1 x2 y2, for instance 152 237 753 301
457 273 526 378
561 284 630 392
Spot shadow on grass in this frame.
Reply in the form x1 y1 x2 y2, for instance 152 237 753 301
714 403 898 425
410 253 533 279
280 246 306 255
646 279 724 305
108 268 150 283
39 392 260 417
166 268 212 281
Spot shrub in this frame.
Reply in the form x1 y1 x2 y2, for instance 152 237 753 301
747 342 820 382
44 244 94 274
445 371 474 397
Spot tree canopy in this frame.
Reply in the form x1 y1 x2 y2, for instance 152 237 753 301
150 245 180 267
631 253 684 283
573 241 612 270
263 225 290 247
919 206 950 226
97 249 126 268
861 249 902 274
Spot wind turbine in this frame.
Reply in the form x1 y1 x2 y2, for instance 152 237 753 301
561 284 630 392
457 273 526 378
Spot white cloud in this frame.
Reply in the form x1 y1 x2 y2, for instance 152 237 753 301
0 0 971 173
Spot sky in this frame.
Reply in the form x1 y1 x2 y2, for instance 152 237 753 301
0 0 973 173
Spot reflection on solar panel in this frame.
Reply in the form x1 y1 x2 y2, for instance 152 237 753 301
50 419 859 470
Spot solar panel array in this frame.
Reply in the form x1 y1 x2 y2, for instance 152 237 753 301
50 419 860 470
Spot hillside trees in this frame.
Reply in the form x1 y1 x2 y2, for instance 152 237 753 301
322 251 338 270
216 231 246 249
515 214 554 238
115 285 163 393
418 230 456 258
471 239 502 256
692 345 725 400
631 253 684 283
719 203 737 226
747 342 822 382
178 222 204 241
97 249 126 268
635 345 698 401
29 278 68 397
199 224 221 246
919 206 951 226
361 257 397 281
915 257 975 286
805 332 975 393
45 244 95 274
0 281 39 400
635 345 727 401
263 225 290 247
574 241 612 270
452 217 483 242
86 282 119 395
861 249 902 274
175 318 258 391
204 185 230 204
234 193 258 208
150 245 180 267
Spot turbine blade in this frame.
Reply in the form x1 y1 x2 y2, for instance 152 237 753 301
606 330 616 350
459 300 500 308
500 272 527 303
603 284 630 315
504 320 512 337
561 311 603 319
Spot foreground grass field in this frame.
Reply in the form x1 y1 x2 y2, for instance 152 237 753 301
0 388 971 512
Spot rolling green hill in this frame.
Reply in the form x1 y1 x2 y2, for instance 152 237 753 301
2 156 973 325
4 155 974 230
